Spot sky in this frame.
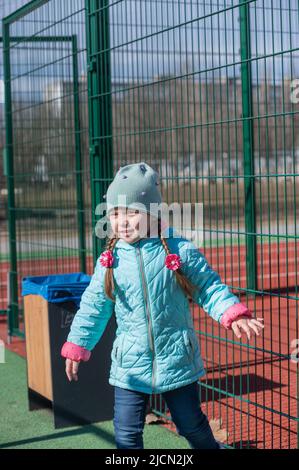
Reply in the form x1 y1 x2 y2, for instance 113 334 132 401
0 0 298 102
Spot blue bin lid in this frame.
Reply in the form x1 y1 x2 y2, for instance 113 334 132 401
21 272 91 307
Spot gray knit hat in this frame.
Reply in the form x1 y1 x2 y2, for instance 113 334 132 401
104 162 162 218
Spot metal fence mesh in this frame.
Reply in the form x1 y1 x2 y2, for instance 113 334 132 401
2 0 92 338
2 0 299 448
0 0 32 316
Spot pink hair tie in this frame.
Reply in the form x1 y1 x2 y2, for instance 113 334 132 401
165 253 181 271
99 250 114 267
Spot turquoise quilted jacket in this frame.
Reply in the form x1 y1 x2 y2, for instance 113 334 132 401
62 226 251 394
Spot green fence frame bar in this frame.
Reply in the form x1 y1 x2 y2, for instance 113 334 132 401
1 35 77 43
72 33 87 274
239 0 257 293
2 23 86 334
2 22 18 339
85 0 114 262
2 0 49 25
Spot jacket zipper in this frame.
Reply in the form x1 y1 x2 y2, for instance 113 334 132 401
136 243 156 393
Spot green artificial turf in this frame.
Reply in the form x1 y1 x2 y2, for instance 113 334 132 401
0 349 189 449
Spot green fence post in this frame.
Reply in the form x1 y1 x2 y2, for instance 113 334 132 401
2 21 19 337
72 34 87 273
239 0 257 294
85 0 114 263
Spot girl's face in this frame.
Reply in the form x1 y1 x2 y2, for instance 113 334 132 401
108 207 156 243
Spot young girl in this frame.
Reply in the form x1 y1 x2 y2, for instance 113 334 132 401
61 162 264 449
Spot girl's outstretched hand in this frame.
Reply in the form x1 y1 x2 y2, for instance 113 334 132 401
65 358 80 381
231 316 264 340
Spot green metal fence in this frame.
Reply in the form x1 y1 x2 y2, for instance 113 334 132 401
2 0 91 339
2 0 299 449
0 0 33 318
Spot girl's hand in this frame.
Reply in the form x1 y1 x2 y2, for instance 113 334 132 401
231 316 264 340
65 358 80 381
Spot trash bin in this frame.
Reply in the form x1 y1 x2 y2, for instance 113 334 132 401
21 272 116 429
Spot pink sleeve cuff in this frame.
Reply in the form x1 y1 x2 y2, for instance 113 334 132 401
220 302 252 330
61 341 91 362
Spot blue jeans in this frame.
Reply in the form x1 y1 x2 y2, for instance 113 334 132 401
113 380 220 449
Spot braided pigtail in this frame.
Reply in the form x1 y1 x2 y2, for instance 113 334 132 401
99 236 119 302
159 219 199 300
